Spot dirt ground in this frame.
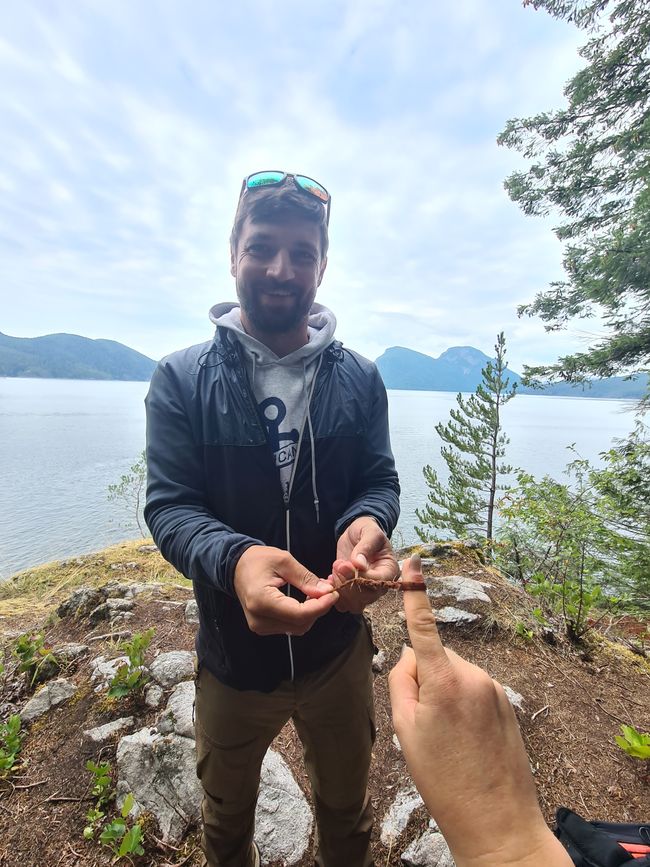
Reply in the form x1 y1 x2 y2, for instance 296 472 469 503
0 541 648 867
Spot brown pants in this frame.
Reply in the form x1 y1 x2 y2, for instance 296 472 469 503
194 623 376 867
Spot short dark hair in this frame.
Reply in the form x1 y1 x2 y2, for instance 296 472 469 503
230 181 329 257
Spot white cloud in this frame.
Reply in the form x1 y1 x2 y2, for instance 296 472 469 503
0 0 589 370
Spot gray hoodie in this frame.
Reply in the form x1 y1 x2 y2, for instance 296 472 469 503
209 302 337 508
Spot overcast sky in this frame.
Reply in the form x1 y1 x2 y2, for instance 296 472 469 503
1 0 593 372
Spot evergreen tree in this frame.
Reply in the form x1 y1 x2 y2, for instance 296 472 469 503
416 333 517 547
498 0 650 397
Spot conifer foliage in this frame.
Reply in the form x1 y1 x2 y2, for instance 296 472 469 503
416 333 517 547
498 0 650 393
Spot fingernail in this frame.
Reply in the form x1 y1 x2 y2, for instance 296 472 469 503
400 643 409 658
411 553 421 572
357 554 368 570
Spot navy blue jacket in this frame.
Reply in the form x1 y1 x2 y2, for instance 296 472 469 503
144 329 400 691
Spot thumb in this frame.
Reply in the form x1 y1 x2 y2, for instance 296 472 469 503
283 555 336 599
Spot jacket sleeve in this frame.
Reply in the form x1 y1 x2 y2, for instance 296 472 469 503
335 365 400 539
144 361 263 596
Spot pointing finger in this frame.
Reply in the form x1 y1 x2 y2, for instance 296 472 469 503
401 554 449 675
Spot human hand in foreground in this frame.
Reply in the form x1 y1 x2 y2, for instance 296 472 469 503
388 554 573 867
234 546 338 636
330 516 399 613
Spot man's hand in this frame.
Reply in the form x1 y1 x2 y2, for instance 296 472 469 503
330 516 399 613
388 555 572 867
234 546 338 636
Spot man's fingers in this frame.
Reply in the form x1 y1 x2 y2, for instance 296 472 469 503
401 555 449 673
283 556 336 598
250 588 339 635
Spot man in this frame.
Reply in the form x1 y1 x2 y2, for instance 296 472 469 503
145 170 400 867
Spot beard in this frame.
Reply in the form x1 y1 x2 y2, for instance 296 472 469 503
238 283 314 334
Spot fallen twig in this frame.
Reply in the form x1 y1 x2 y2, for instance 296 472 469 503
531 704 550 722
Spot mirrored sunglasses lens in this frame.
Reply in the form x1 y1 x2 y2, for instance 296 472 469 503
247 171 285 189
295 176 329 202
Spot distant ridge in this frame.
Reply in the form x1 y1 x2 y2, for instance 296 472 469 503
375 345 648 400
0 332 157 381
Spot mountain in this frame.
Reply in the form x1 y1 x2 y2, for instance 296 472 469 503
375 345 648 399
0 332 157 381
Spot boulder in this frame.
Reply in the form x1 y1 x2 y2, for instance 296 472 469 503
428 576 491 604
21 678 77 724
401 830 455 866
149 651 196 688
84 716 134 744
185 599 200 625
55 643 89 662
89 598 135 624
256 750 313 865
116 728 203 843
145 683 164 708
380 783 424 845
57 586 105 619
434 607 479 625
90 655 129 691
161 681 195 738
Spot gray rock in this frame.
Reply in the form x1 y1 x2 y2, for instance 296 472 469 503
502 685 524 710
380 783 424 845
90 655 129 691
57 586 105 619
256 749 313 865
21 678 77 724
138 544 158 552
162 681 195 738
401 830 455 866
185 599 200 625
89 598 135 625
116 728 203 843
55 643 89 662
434 607 479 625
372 650 386 673
145 683 164 708
149 651 196 687
428 576 491 604
84 716 134 744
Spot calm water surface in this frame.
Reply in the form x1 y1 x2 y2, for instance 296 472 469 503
0 379 638 578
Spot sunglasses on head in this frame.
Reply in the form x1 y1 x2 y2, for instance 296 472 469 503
240 170 331 224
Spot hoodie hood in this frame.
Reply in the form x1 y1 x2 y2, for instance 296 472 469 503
209 301 337 367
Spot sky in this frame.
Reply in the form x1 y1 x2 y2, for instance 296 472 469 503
0 0 593 372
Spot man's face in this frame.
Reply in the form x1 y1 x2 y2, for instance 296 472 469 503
230 215 327 336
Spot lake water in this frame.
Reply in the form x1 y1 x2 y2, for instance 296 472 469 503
0 378 638 579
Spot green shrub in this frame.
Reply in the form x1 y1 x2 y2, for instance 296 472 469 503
107 628 155 699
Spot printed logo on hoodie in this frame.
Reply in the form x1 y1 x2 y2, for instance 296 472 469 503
259 396 299 497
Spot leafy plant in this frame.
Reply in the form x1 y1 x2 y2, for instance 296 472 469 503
615 725 650 761
13 632 59 686
0 714 22 776
416 332 517 551
498 461 625 640
99 793 144 859
107 628 155 699
515 622 534 641
83 762 144 859
108 450 148 537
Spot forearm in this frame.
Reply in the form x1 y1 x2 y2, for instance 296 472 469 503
456 828 572 867
145 499 262 595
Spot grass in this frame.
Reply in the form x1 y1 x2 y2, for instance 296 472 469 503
0 539 182 621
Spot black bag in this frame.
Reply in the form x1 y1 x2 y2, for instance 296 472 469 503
555 807 650 867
